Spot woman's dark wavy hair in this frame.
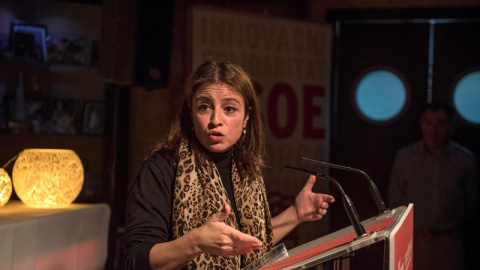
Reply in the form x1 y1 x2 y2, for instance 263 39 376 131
148 59 266 178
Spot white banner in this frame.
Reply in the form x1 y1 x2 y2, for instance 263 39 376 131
192 6 332 246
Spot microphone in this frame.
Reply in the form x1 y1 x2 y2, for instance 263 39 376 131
285 165 369 239
300 157 390 214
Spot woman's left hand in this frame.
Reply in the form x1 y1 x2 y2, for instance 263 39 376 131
294 175 335 222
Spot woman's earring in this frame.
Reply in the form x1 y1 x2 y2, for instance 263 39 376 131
243 127 246 134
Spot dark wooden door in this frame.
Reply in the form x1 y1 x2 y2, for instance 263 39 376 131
331 21 430 228
329 21 430 269
432 21 480 269
433 22 480 159
330 18 480 269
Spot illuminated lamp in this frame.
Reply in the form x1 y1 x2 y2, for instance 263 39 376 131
12 149 84 208
0 168 12 207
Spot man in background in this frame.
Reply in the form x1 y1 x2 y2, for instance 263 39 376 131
388 101 479 270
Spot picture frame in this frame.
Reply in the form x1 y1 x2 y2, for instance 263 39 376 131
26 98 48 134
10 22 48 62
47 98 80 135
47 37 97 66
83 101 104 134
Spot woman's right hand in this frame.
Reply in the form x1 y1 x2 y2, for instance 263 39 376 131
192 203 262 256
147 204 262 270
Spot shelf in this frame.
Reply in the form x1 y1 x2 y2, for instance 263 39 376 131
0 59 49 68
0 133 103 153
0 59 97 70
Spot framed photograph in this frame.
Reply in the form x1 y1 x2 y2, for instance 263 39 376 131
10 22 48 62
45 98 81 135
26 98 48 134
47 37 97 66
83 102 104 134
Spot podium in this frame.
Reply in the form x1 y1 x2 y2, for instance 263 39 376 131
259 204 413 270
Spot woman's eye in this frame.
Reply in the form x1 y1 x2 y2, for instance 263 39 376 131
197 104 210 111
225 106 237 113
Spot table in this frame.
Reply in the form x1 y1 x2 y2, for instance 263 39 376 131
0 200 110 270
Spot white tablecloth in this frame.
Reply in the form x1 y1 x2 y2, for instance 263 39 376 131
0 200 110 270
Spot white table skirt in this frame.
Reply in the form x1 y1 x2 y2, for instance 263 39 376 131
0 200 110 270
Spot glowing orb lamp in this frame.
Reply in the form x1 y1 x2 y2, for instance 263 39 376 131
12 149 84 208
0 168 12 207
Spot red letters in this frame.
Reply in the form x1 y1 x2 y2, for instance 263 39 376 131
303 85 325 139
267 83 298 139
258 82 325 139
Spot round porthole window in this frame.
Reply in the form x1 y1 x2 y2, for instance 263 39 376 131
453 70 480 125
354 69 408 123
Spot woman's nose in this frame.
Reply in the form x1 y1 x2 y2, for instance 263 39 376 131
209 110 221 126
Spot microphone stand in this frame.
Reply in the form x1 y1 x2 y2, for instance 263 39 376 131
300 157 390 214
285 165 369 240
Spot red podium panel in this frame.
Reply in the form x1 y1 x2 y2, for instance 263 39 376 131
389 204 414 270
251 204 413 270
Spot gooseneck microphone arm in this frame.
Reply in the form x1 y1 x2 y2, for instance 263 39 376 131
285 165 368 239
300 157 389 214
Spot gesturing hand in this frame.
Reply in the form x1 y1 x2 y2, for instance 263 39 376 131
195 203 262 256
294 175 335 222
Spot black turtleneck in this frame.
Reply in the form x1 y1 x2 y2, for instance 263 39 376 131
208 149 240 222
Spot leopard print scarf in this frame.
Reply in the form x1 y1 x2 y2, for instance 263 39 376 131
172 139 274 269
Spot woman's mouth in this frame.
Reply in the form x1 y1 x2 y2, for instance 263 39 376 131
208 131 224 142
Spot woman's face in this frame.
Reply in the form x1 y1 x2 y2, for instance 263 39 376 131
192 83 249 153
